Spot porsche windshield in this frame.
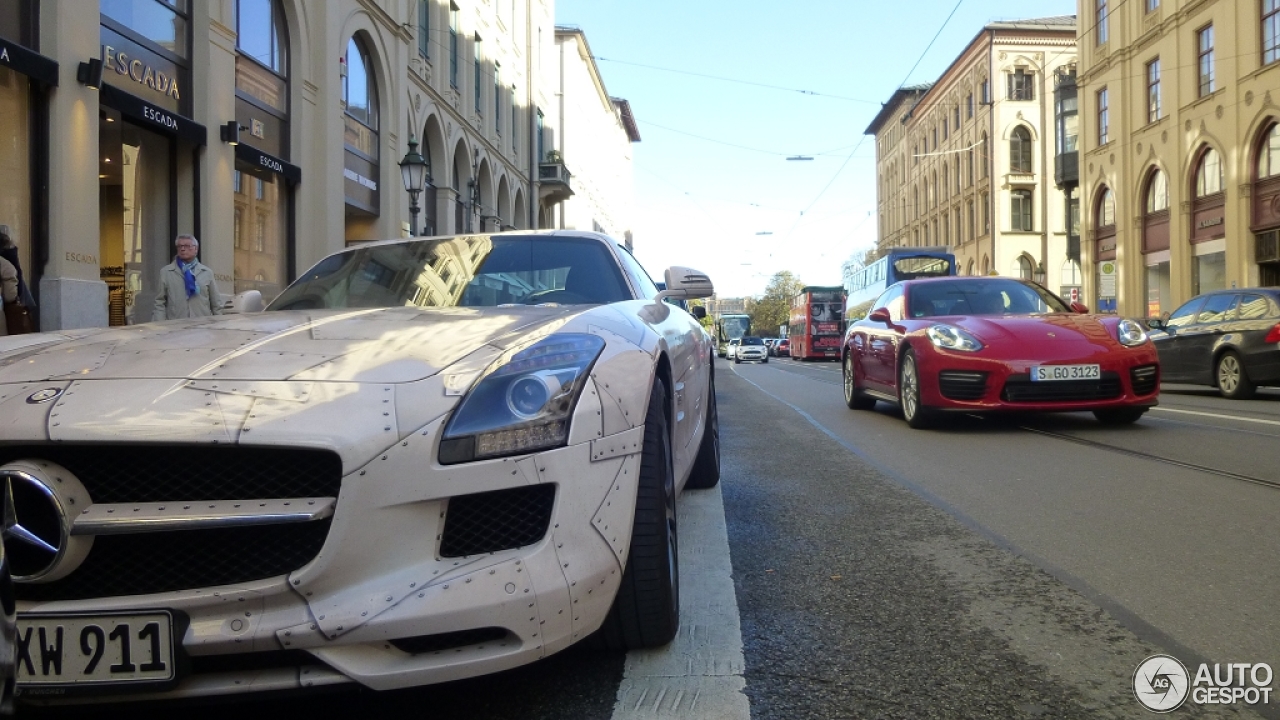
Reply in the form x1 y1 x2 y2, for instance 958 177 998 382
269 235 633 310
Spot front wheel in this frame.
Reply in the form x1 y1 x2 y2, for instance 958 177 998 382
1094 407 1147 425
899 349 933 429
843 354 876 410
1216 351 1257 400
595 378 679 650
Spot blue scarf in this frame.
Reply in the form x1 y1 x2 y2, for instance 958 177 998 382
179 259 198 298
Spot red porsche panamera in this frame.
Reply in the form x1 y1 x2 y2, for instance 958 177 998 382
842 277 1160 428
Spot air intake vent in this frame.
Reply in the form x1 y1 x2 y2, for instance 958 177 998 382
440 484 556 558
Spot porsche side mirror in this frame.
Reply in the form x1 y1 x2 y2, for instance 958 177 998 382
656 266 714 302
868 308 891 323
1069 301 1089 314
691 305 707 320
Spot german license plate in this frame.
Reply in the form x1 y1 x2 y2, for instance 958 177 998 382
16 611 176 687
1031 364 1100 381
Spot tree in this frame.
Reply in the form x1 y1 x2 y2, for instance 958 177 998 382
749 271 806 337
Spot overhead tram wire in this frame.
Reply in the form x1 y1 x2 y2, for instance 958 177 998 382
779 0 968 248
592 56 881 105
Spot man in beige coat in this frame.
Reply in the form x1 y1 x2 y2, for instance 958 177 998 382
152 234 223 321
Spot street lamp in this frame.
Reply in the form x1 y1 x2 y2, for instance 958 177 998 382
1033 261 1047 285
398 135 430 236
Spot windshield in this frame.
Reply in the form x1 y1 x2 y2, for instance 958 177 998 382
743 337 765 346
268 235 632 311
906 279 1071 318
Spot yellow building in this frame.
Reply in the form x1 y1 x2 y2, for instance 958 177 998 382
865 17 1081 296
1077 0 1280 317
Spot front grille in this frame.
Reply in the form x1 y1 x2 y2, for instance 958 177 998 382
938 370 988 400
1001 372 1122 402
0 445 343 503
1131 364 1159 395
390 627 510 655
0 444 343 602
16 520 332 602
439 485 556 558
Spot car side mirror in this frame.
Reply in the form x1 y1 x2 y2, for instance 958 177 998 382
691 305 707 320
1147 317 1165 330
656 266 714 302
1069 301 1089 314
223 290 265 314
868 308 891 323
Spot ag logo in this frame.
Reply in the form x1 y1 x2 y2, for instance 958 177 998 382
1134 654 1190 712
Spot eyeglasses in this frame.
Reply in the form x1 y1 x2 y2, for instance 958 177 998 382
176 244 197 249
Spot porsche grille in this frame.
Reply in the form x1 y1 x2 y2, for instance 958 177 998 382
1000 372 1122 402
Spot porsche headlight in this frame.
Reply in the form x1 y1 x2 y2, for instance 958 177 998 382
1116 318 1150 347
926 324 983 352
439 334 605 464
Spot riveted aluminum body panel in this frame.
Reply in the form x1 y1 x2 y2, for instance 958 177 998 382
0 231 718 700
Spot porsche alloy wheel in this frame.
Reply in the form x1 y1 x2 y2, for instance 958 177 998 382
899 349 933 429
843 354 876 410
1216 351 1257 400
596 378 679 650
686 377 721 489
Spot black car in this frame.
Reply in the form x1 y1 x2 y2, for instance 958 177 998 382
1147 288 1280 399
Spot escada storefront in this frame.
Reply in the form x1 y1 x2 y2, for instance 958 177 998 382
95 0 206 325
0 1 56 330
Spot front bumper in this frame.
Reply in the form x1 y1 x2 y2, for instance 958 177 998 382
914 344 1160 412
14 385 645 702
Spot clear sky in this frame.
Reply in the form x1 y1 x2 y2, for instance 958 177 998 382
553 0 1078 298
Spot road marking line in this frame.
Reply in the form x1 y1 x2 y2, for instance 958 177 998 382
611 482 751 720
1150 406 1280 426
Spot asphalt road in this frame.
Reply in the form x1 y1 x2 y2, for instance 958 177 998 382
24 358 1279 719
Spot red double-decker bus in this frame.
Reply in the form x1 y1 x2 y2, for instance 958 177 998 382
789 286 845 360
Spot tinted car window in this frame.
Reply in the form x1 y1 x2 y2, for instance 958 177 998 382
1165 298 1203 330
270 236 630 310
1196 294 1238 324
881 285 906 321
1237 294 1274 320
743 337 765 346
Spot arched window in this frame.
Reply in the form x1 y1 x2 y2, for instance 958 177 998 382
1145 169 1168 213
980 132 989 177
343 36 380 217
1097 187 1115 227
344 37 379 154
234 0 290 303
1258 123 1280 180
1195 147 1222 197
1018 255 1033 279
1010 126 1032 172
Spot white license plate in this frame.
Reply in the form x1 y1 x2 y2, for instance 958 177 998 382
1031 364 1101 381
17 611 176 686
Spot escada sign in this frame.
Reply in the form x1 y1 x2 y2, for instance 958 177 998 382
103 45 180 101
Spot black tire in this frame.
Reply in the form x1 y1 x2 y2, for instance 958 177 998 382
899 349 934 429
734 357 740 364
595 378 679 650
1093 407 1147 425
1216 351 1256 400
843 353 877 410
762 357 769 364
686 377 720 490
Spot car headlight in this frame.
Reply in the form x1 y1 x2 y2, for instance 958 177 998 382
926 324 983 352
1116 318 1150 347
439 334 606 464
